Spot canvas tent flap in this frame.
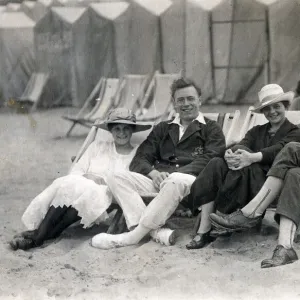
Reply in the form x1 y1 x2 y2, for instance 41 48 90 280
129 0 171 74
35 7 90 107
267 0 300 92
161 0 221 101
88 2 131 78
212 0 267 103
185 0 213 100
0 12 35 105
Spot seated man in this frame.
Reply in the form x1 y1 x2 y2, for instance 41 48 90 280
210 142 300 268
91 77 226 249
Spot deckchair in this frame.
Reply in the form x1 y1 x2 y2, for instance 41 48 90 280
63 78 119 137
112 74 150 112
62 77 105 136
136 72 181 121
17 72 50 111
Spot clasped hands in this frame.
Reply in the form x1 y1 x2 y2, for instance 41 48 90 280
225 148 255 170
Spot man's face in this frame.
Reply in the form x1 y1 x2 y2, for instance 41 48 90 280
173 86 201 123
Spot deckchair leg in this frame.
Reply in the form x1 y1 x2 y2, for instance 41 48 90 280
66 122 77 137
107 208 123 234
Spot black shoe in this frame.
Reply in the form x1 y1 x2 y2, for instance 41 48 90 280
209 210 262 232
261 245 298 268
210 228 232 238
9 238 36 251
13 230 38 239
186 231 216 250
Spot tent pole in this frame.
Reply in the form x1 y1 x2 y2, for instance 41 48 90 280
265 6 271 84
209 11 216 99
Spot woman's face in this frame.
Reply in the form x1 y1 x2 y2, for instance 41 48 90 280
110 124 133 146
261 102 286 125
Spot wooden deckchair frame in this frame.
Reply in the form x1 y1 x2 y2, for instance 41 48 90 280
63 78 119 137
112 74 150 112
136 71 181 121
17 72 50 111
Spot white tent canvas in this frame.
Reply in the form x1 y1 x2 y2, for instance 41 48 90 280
0 12 35 105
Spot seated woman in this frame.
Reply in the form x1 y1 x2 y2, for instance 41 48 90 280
9 108 151 251
210 142 300 268
185 84 300 250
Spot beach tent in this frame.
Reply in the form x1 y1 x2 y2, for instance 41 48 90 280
34 7 90 107
27 0 63 22
211 0 268 103
161 0 222 101
87 2 131 83
5 3 21 12
21 1 37 19
263 0 300 92
129 0 172 74
0 12 35 105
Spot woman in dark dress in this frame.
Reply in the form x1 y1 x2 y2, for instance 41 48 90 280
186 84 300 250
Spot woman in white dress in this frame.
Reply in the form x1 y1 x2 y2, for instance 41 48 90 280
10 108 151 251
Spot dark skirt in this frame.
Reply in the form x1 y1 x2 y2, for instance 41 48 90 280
187 155 268 214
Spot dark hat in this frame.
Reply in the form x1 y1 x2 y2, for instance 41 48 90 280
95 108 152 132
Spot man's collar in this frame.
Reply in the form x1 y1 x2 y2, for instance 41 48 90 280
168 112 206 126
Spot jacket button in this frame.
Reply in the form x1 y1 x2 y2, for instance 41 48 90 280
175 164 179 168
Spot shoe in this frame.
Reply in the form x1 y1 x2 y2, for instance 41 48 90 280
210 228 232 238
186 230 216 250
9 238 36 251
150 228 176 246
13 230 37 239
261 245 298 268
209 210 262 232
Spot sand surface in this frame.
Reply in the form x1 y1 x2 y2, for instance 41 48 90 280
1 106 300 300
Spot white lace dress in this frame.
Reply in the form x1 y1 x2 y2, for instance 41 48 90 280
22 141 137 229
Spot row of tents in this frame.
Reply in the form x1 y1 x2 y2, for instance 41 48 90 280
1 0 300 108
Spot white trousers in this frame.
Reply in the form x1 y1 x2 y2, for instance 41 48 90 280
106 171 195 230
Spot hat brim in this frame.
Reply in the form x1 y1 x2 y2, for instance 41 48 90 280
95 119 152 133
251 91 294 113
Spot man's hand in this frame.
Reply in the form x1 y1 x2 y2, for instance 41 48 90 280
229 149 262 170
148 170 169 190
83 173 105 185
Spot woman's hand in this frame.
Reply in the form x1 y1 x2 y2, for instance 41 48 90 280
224 149 240 169
229 150 262 170
148 170 169 190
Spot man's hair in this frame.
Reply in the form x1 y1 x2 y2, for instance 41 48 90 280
170 77 202 98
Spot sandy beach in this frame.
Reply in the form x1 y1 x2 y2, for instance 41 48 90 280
1 106 300 300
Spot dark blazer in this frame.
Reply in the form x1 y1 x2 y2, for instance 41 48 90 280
232 118 300 166
130 117 226 177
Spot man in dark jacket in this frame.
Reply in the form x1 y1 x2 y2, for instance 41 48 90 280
91 77 226 249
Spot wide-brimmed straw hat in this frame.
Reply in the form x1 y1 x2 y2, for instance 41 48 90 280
95 107 152 132
251 84 294 113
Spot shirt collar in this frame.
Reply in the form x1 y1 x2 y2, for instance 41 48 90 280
168 112 206 126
